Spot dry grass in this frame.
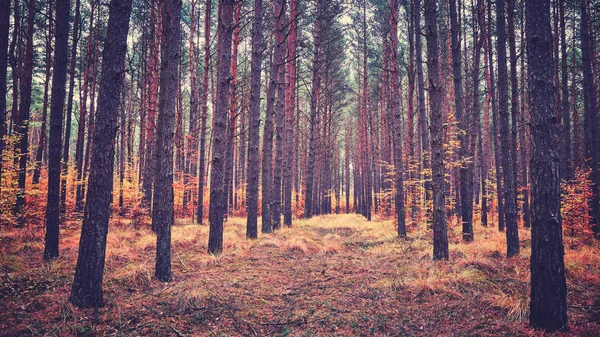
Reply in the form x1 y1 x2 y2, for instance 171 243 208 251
1 213 599 336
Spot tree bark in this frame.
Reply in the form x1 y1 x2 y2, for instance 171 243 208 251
60 0 81 215
13 0 35 221
497 0 519 257
69 0 132 307
0 0 8 195
246 0 263 238
283 0 298 227
580 0 600 236
425 0 448 260
153 0 182 281
526 0 569 331
390 0 406 237
208 0 234 255
44 0 71 261
304 0 322 219
197 0 212 225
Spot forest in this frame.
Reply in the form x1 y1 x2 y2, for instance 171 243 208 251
0 0 599 335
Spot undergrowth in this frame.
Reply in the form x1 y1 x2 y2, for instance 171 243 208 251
0 214 598 336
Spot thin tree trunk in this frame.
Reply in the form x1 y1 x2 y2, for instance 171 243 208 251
208 0 234 255
33 1 54 185
44 0 71 261
246 0 263 238
283 0 297 227
580 0 600 236
0 0 8 195
272 0 287 230
304 0 322 220
390 0 406 236
197 0 211 225
60 0 81 215
13 0 35 220
497 0 519 257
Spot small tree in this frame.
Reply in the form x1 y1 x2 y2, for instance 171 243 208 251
561 168 594 244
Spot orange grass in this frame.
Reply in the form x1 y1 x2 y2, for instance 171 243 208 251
1 213 599 336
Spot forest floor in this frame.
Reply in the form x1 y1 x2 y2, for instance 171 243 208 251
1 213 599 336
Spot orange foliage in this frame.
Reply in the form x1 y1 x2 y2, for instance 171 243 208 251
561 168 595 244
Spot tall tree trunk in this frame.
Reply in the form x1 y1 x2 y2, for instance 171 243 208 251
390 0 406 236
208 0 234 255
197 0 211 224
519 0 530 229
153 0 182 281
33 1 54 185
223 0 242 218
44 0 71 261
304 0 322 219
487 0 504 232
0 0 8 194
13 0 35 221
186 0 199 216
497 0 519 257
580 0 600 236
559 0 570 180
246 0 263 238
272 0 287 230
425 0 448 260
75 2 95 214
283 0 297 227
414 0 430 212
60 0 81 214
143 0 161 213
449 0 473 241
69 0 132 307
526 0 569 331
508 0 519 218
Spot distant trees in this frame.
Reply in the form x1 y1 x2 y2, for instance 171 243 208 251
70 0 133 307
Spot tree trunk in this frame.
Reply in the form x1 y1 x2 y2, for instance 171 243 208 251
272 0 287 230
246 0 263 238
75 2 96 215
497 0 519 257
390 0 406 236
425 0 448 260
69 0 132 307
580 0 600 236
208 0 234 255
143 0 161 213
0 0 8 195
153 0 181 281
283 0 297 227
526 0 569 331
33 1 54 186
197 0 211 225
414 0 430 212
13 0 35 221
60 0 80 215
44 0 71 261
449 0 473 241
